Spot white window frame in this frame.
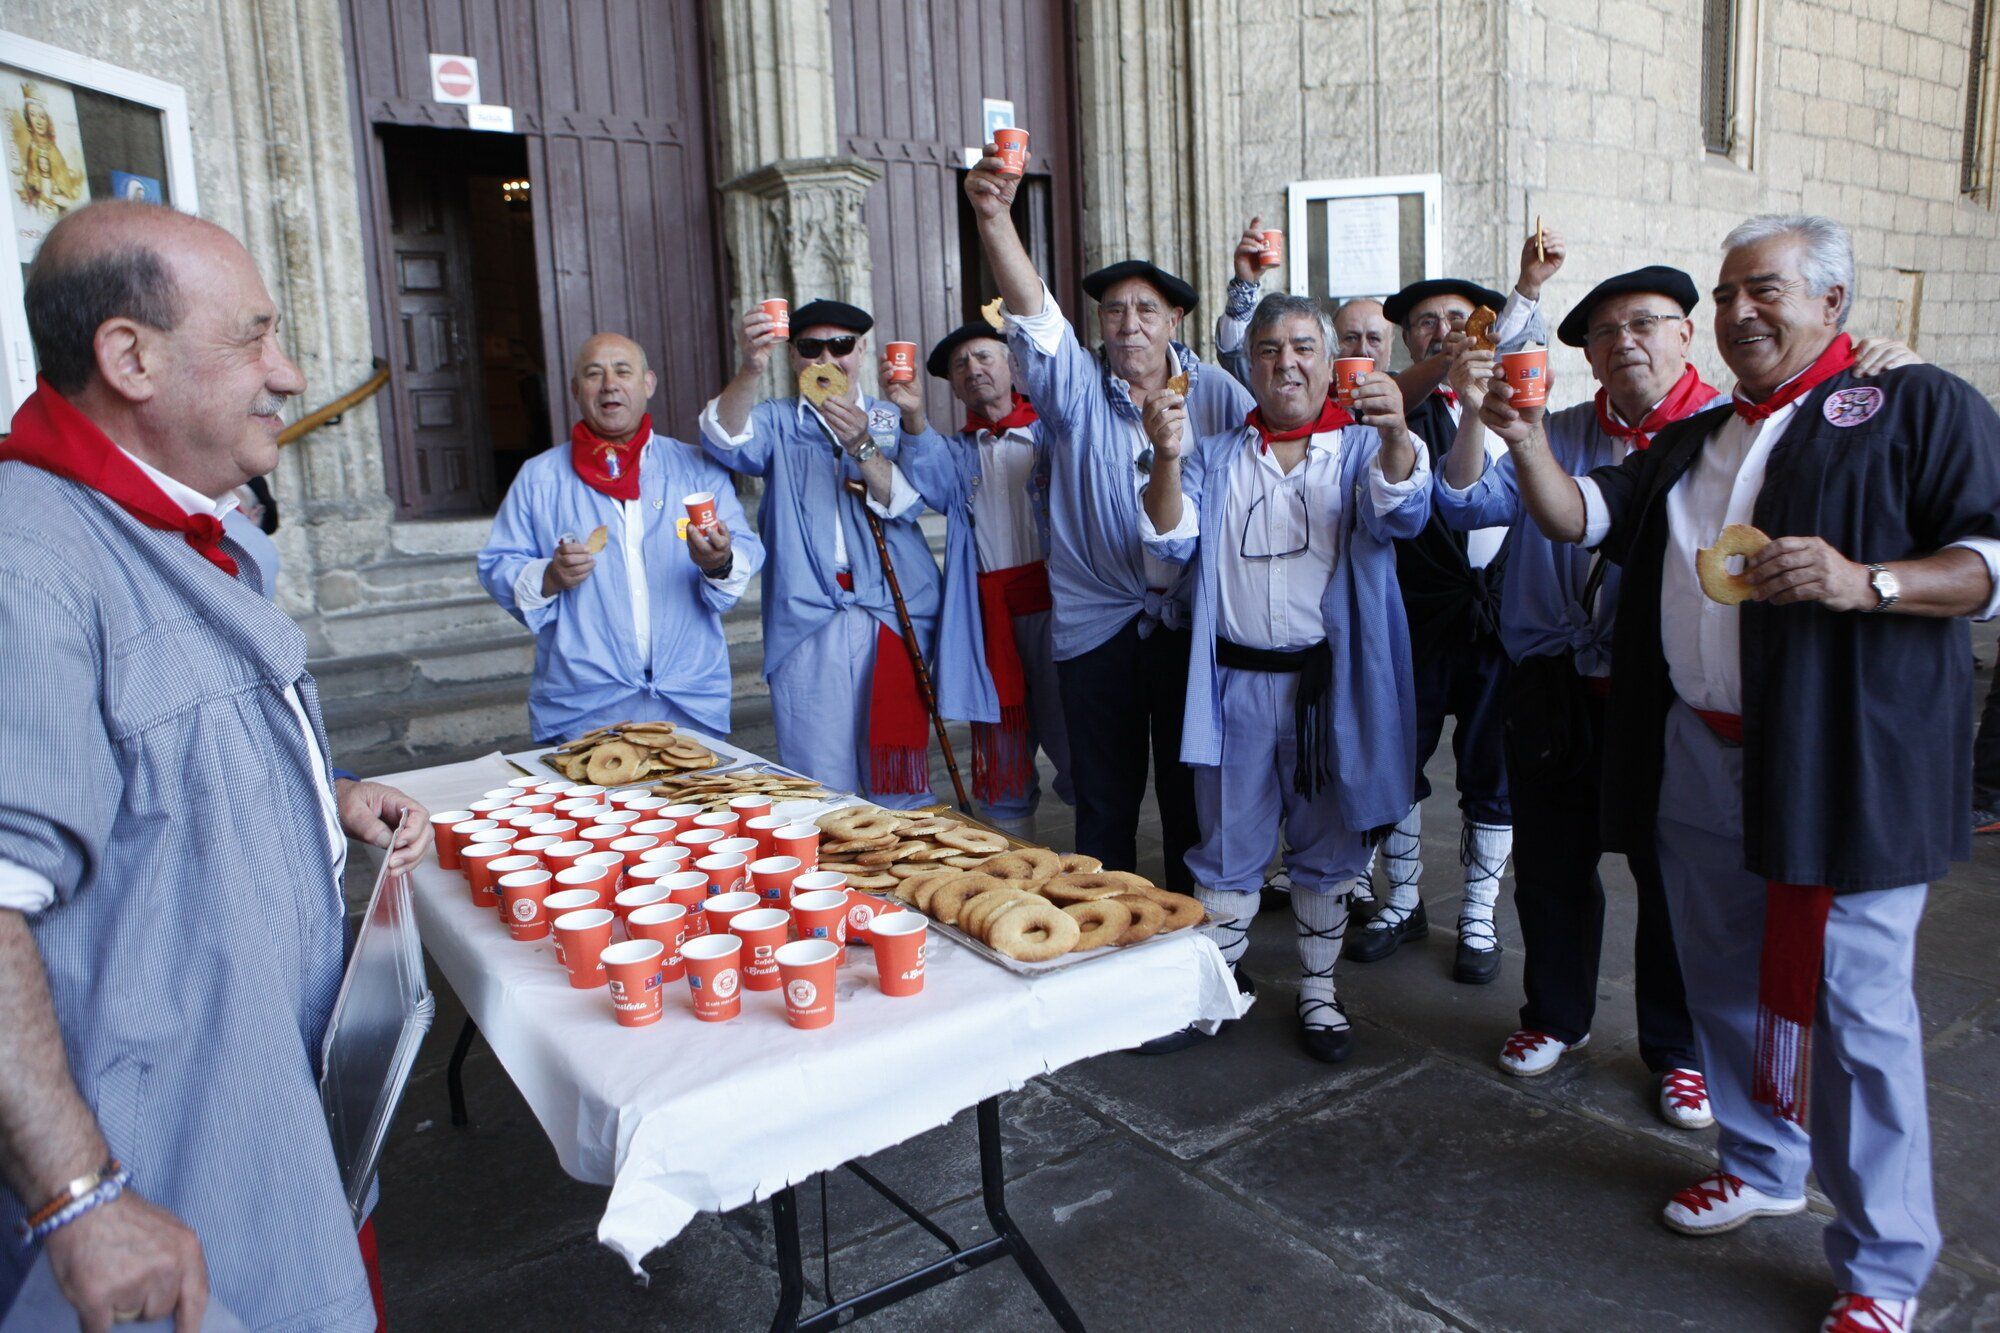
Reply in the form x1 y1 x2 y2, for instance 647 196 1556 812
1284 173 1444 300
1702 0 1764 171
0 29 199 421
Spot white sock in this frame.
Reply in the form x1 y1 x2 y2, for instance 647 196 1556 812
1292 887 1350 1029
1459 821 1511 952
1197 887 1257 967
1367 803 1422 928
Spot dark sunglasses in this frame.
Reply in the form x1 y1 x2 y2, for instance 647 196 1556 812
792 335 858 358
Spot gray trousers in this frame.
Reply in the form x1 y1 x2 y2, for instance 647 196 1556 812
1655 701 1939 1299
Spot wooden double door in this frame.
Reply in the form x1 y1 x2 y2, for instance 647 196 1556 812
346 0 727 518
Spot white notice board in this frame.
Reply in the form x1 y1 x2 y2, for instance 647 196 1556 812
1284 173 1443 303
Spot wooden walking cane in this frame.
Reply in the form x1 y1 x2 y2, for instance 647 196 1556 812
831 464 975 813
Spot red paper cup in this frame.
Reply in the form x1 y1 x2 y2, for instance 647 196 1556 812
993 127 1030 176
637 844 692 870
692 811 739 839
658 870 710 923
728 794 774 821
534 819 579 841
682 934 744 1021
885 342 918 383
430 810 475 868
608 789 654 811
539 780 576 797
708 837 757 863
621 795 670 814
870 913 928 996
467 799 512 816
575 850 627 894
610 834 661 869
659 802 705 832
676 828 725 857
506 811 555 833
627 902 691 981
696 852 749 898
744 814 790 859
1500 347 1550 408
771 822 820 872
567 785 609 801
487 805 528 823
776 939 840 1030
554 797 603 820
750 855 805 910
630 819 681 841
500 867 555 941
466 825 516 851
729 907 791 991
856 893 904 943
513 834 563 867
625 861 687 897
548 876 609 916
450 816 501 846
760 297 790 339
597 810 644 828
553 908 616 989
1259 228 1284 269
517 791 560 811
580 825 624 853
1334 357 1375 410
683 491 718 530
506 775 544 794
788 887 850 963
462 844 516 908
602 939 667 1027
481 786 521 803
704 890 760 936
542 840 594 875
614 882 672 925
486 852 540 884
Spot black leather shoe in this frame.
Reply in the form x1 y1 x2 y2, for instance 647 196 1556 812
1134 967 1255 1055
1344 900 1427 962
1453 937 1501 985
1298 998 1352 1063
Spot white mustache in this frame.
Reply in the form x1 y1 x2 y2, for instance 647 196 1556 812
251 395 286 416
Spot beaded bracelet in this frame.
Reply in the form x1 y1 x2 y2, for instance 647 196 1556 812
18 1165 132 1245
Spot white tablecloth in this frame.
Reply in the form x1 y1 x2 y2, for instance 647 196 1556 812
379 752 1250 1272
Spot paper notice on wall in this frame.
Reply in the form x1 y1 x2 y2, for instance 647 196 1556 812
5 73 91 263
1324 195 1401 299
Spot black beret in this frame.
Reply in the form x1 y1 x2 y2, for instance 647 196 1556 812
1555 265 1700 348
1081 260 1199 312
1382 278 1509 327
927 322 1009 379
790 299 874 335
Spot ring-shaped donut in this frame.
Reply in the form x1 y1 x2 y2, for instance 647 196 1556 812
1147 891 1206 932
1063 900 1132 951
987 902 1081 961
977 848 1064 883
1110 894 1167 945
1696 523 1770 606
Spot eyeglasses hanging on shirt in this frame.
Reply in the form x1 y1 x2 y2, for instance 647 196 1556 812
1239 485 1313 562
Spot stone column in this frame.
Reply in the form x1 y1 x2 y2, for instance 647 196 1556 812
1070 0 1241 355
708 0 884 391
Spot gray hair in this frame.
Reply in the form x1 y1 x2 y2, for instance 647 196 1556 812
25 240 184 395
1721 213 1854 326
1246 293 1336 353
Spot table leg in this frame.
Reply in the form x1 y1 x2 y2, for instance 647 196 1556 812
768 1185 807 1333
978 1097 1085 1331
447 1016 479 1127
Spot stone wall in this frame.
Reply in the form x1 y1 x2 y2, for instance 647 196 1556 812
9 0 392 628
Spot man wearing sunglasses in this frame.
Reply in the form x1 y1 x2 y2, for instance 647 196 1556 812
1134 293 1428 1060
1346 235 1559 985
964 146 1254 903
701 300 987 809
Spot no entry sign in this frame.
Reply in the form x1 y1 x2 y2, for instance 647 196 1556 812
429 54 480 105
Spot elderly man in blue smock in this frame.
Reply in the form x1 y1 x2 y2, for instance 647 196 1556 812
0 202 428 1332
895 322 1073 832
478 332 764 744
964 145 1253 892
700 300 990 809
1135 293 1429 1061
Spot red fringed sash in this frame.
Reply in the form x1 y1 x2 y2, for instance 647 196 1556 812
837 573 931 795
971 561 1052 804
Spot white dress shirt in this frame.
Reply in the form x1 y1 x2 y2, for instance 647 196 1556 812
1009 290 1189 591
697 397 922 571
512 438 756 670
0 453 346 914
968 424 1045 572
1578 384 2000 715
1140 429 1430 651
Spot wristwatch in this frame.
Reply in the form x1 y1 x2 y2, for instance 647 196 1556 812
850 438 881 462
1865 563 1900 612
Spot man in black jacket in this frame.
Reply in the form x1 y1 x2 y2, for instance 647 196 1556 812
1347 231 1563 984
1485 213 2000 1332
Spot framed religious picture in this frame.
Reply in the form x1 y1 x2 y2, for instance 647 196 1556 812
4 74 90 262
110 169 162 202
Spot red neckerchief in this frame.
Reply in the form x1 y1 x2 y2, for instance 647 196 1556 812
963 393 1038 436
1435 386 1459 408
1245 392 1354 454
1732 333 1854 422
570 415 650 502
1594 364 1722 449
0 378 239 577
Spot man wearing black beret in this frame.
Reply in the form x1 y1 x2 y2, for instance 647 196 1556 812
963 143 1253 931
